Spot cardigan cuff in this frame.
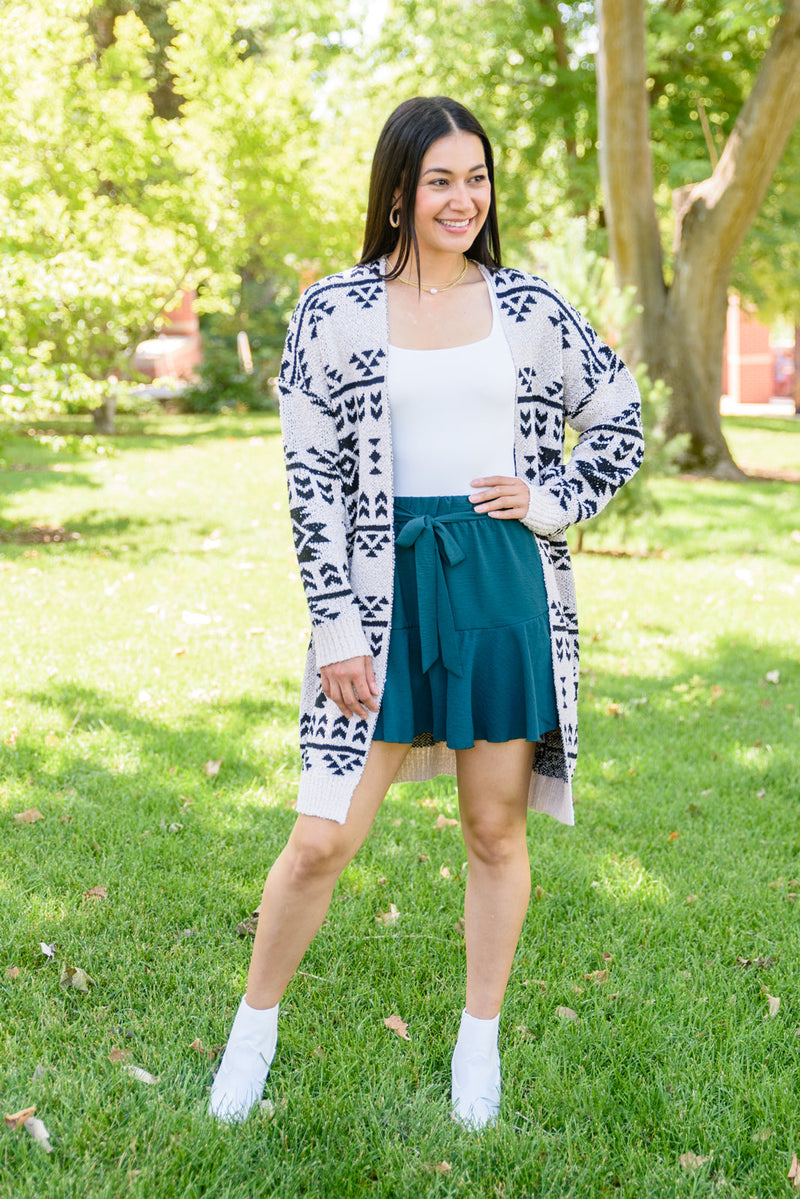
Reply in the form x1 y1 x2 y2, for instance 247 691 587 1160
521 482 569 537
312 612 371 668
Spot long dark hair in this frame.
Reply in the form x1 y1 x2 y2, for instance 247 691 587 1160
358 96 502 279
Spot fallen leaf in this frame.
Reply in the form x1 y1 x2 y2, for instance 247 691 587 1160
439 865 452 879
454 917 465 936
40 943 56 960
203 759 222 777
84 886 107 900
189 1038 206 1055
383 1014 410 1040
433 1162 452 1174
762 991 780 1019
376 903 400 926
555 1006 579 1022
668 830 680 841
376 876 388 886
59 965 93 993
765 670 780 685
6 966 20 980
108 1048 130 1063
534 885 548 900
4 1106 36 1130
602 952 613 962
24 1116 53 1153
31 1065 46 1082
606 702 622 717
235 910 259 936
735 956 777 970
790 1154 800 1191
13 808 45 825
680 1152 709 1171
583 969 608 984
417 853 430 863
434 814 459 829
685 894 698 904
122 1064 157 1085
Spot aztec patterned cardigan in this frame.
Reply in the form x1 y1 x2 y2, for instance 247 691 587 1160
278 260 644 826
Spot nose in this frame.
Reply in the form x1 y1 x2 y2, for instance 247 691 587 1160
448 181 474 211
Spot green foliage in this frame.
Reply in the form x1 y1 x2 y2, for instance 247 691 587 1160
0 0 356 418
177 339 275 413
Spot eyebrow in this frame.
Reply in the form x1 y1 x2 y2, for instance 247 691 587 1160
421 163 487 176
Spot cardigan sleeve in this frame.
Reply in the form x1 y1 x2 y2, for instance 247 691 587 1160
521 295 644 537
278 295 370 668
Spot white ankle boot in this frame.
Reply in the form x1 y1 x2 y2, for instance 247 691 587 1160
209 995 279 1123
451 1008 501 1130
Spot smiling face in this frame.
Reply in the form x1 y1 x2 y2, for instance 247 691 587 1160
410 131 492 267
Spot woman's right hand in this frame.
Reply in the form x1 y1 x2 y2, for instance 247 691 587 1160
320 656 379 720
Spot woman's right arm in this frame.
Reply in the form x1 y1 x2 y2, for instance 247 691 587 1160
278 293 376 717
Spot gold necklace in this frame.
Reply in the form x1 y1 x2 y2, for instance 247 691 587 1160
396 256 469 295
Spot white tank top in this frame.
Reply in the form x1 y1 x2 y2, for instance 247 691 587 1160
387 279 517 496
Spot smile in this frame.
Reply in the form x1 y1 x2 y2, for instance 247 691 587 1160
436 218 473 229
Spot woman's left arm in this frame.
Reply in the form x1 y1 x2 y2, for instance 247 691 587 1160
518 299 644 537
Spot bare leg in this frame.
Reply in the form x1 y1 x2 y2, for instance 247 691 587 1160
456 739 535 1018
450 739 535 1128
246 739 411 1008
210 739 410 1121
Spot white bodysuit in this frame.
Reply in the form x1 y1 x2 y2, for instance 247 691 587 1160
387 282 517 496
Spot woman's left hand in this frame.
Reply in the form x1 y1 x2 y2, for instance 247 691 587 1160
469 476 530 520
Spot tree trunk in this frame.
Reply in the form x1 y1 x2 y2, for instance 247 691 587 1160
595 0 666 367
597 0 800 474
651 247 739 476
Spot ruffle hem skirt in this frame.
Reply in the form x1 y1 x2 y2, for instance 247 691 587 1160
373 495 559 749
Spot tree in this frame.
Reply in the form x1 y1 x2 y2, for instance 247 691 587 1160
597 0 800 474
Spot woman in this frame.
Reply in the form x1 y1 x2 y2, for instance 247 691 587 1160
210 96 643 1129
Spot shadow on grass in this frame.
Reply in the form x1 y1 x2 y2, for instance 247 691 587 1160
8 412 281 452
643 474 800 560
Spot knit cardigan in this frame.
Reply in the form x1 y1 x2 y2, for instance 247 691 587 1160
278 260 644 825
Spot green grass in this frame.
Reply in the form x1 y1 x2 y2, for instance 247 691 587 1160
1 413 799 1198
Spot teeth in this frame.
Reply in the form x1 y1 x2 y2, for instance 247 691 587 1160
438 219 470 228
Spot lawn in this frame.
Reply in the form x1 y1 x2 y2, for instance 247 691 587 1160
1 413 799 1198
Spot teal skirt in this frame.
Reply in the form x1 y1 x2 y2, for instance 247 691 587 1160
372 495 559 748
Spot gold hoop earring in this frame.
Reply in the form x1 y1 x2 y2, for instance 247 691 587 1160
389 206 400 228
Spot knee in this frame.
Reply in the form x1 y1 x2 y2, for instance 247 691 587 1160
463 816 526 870
285 823 353 886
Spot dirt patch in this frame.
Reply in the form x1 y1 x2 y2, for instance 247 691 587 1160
0 524 81 545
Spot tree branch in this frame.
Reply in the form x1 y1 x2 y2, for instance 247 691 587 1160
679 0 800 270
